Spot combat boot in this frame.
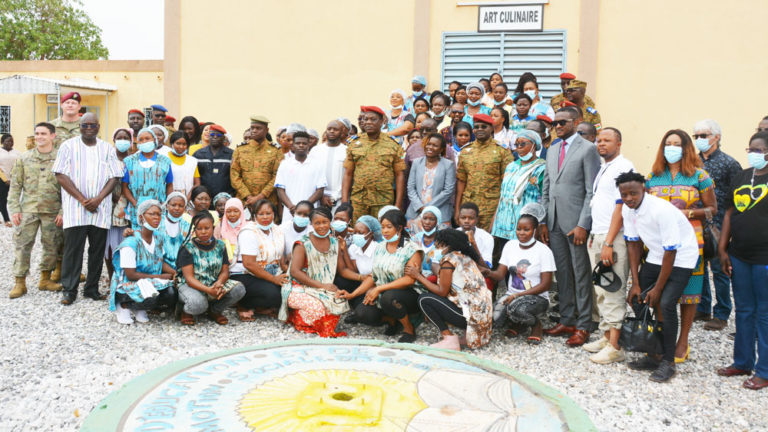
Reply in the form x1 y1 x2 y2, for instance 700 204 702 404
39 271 62 291
10 277 27 299
50 261 62 282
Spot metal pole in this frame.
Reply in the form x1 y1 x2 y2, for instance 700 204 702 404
104 92 108 140
56 85 60 121
32 94 36 131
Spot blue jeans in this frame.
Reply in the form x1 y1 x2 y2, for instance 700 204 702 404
698 257 733 320
729 255 768 379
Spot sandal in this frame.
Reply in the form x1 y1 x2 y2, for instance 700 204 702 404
527 336 542 345
208 311 229 325
180 312 195 325
505 328 519 337
237 306 256 322
743 376 768 391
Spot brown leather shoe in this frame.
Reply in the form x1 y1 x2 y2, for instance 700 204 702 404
704 318 727 331
566 329 589 347
717 366 751 377
543 323 576 336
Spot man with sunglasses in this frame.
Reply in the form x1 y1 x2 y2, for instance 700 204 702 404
541 107 601 346
195 124 234 202
564 80 601 131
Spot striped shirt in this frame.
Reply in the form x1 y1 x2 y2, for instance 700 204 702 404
52 136 123 229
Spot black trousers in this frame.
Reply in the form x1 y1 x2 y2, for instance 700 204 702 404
354 287 420 324
231 273 282 309
0 181 9 222
61 225 108 295
632 263 693 363
418 292 466 332
116 287 176 311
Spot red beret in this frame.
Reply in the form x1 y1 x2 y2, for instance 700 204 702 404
536 115 552 123
61 91 81 103
559 72 576 80
360 105 385 116
209 124 227 134
128 109 144 117
563 100 577 107
164 115 176 123
472 113 493 125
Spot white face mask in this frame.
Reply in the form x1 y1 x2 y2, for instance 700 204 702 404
519 237 536 247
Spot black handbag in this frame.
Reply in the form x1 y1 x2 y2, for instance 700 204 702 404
619 288 664 354
702 208 720 260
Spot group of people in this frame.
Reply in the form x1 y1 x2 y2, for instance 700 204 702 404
3 72 767 390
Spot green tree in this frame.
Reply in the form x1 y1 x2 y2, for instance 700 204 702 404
0 0 109 60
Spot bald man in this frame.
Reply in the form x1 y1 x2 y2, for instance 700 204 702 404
309 120 348 209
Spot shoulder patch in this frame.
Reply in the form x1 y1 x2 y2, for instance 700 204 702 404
586 107 597 114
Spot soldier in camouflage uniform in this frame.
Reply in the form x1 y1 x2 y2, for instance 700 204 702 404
8 122 64 298
342 106 406 220
551 73 596 113
455 113 514 231
230 115 283 210
564 80 602 130
51 91 82 147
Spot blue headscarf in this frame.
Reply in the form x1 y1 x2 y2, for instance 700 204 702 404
137 127 158 146
421 206 442 225
515 129 542 151
357 215 383 242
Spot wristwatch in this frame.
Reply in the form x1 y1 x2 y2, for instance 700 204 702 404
688 210 694 219
605 243 614 248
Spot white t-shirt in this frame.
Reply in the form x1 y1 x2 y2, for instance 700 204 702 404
349 241 378 275
274 157 327 223
121 237 156 268
309 142 347 201
280 219 311 257
499 240 556 298
622 193 699 269
458 226 494 266
591 154 635 234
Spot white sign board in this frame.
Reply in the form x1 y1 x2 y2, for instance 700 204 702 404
478 5 544 32
46 94 59 104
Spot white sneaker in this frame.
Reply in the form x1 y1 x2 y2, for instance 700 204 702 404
115 303 134 325
590 344 626 364
582 336 608 353
133 309 149 323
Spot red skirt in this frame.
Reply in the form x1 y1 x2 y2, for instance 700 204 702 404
287 309 347 338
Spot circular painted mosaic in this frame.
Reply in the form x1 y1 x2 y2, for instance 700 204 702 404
82 340 595 431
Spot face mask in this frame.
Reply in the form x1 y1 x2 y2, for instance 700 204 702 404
432 248 445 263
115 139 131 153
519 237 536 247
663 146 683 164
748 152 768 170
519 151 534 161
331 220 348 233
390 104 403 110
385 233 400 243
412 90 424 98
171 147 187 157
422 227 436 236
468 99 482 107
694 137 711 152
166 213 181 223
293 215 309 228
257 222 273 231
314 230 331 238
524 90 537 100
227 219 241 229
142 221 157 232
352 233 369 248
138 141 155 154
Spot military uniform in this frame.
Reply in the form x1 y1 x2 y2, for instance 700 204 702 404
456 138 514 231
550 93 596 111
50 117 80 147
343 133 406 219
581 102 602 130
230 138 283 205
8 147 64 277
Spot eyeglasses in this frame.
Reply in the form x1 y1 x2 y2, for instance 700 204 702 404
692 134 710 139
450 110 464 114
757 128 768 132
209 132 223 138
746 148 768 154
80 123 98 129
513 141 531 148
576 131 585 136
552 119 572 127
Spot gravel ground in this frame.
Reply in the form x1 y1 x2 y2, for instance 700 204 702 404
0 227 766 432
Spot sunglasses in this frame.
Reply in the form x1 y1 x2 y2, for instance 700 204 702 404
209 132 223 138
692 134 710 139
80 123 98 129
552 119 572 127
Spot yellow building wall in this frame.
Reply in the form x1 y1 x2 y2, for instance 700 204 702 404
0 61 163 145
177 0 416 137
596 0 767 172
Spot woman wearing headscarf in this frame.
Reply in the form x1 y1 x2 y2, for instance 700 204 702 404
109 199 177 325
213 192 232 220
387 89 416 147
462 82 492 127
122 127 174 230
105 127 134 281
412 206 443 280
214 197 245 261
148 124 170 149
492 130 546 242
158 191 191 270
335 214 383 320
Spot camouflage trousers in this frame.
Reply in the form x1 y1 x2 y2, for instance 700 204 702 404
351 196 392 223
13 213 63 277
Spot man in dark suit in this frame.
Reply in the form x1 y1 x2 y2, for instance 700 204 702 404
540 106 601 347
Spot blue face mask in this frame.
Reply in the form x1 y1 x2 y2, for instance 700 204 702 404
352 233 369 248
519 151 534 161
422 227 436 236
432 248 445 263
138 141 155 154
468 98 482 107
227 219 241 229
171 147 187 157
293 215 309 228
663 146 683 164
748 152 768 170
142 221 157 232
385 233 400 243
524 90 537 100
331 220 348 233
412 90 424 98
166 213 181 223
314 230 331 238
257 222 273 231
115 139 131 153
694 137 711 152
